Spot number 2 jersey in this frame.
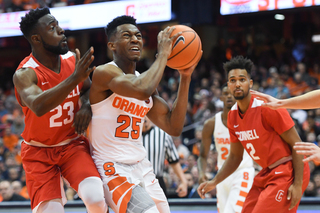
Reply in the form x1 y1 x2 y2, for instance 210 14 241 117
214 111 253 170
88 61 153 164
227 96 294 169
14 52 82 146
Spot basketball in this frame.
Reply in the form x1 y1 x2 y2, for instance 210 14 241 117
166 25 202 70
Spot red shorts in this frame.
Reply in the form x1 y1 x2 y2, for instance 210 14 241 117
242 160 310 213
21 136 100 210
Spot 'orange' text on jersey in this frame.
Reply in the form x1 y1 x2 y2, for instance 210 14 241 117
112 97 150 117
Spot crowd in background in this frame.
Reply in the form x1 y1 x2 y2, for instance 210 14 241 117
1 0 320 204
1 29 320 201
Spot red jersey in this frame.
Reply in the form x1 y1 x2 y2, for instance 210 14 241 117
227 96 294 168
14 52 83 146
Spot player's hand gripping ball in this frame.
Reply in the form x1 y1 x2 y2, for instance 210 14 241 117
167 25 202 70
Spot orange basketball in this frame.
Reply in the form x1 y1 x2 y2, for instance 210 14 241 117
166 25 202 70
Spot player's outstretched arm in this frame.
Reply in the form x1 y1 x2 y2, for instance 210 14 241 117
250 90 283 109
13 47 95 117
147 61 200 136
294 142 320 163
251 89 320 110
198 117 215 184
197 141 243 199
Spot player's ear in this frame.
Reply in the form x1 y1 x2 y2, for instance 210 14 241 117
31 34 41 44
249 79 253 89
107 42 116 51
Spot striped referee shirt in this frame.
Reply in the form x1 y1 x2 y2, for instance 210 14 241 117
142 126 180 177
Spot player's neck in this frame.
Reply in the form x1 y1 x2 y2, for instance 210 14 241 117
32 50 61 73
114 58 136 74
236 93 252 115
221 109 229 127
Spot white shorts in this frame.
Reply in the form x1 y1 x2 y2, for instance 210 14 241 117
216 167 254 213
94 157 170 213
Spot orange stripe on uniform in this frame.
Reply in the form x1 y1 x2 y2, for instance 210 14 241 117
239 190 248 197
119 188 133 213
107 175 127 191
112 181 134 205
241 182 248 188
236 200 244 207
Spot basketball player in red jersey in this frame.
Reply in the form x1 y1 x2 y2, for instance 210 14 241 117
13 8 107 213
198 56 310 213
251 89 320 163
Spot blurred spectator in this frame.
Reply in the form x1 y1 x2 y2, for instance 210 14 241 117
304 180 317 197
5 0 25 12
0 180 27 201
186 155 197 172
181 171 200 198
10 113 24 139
11 180 29 200
173 136 190 162
2 126 19 152
8 166 20 182
191 126 202 156
0 100 8 119
286 72 310 96
11 180 22 195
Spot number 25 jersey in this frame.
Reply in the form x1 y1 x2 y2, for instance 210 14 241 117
89 61 153 164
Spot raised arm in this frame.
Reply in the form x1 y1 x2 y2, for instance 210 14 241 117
13 47 95 117
280 127 305 210
90 27 181 101
147 62 199 136
197 141 243 199
197 117 215 184
251 89 320 110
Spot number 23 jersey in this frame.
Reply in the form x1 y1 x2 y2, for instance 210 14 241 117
89 61 153 164
227 96 294 169
14 52 82 146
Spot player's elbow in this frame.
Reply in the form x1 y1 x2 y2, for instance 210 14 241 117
30 102 48 117
33 107 47 117
133 88 153 100
167 128 183 137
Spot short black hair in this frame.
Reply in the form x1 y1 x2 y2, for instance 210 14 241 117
223 55 254 77
20 7 51 39
221 82 228 90
105 15 137 40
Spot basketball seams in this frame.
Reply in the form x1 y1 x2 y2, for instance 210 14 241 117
171 37 201 69
167 31 197 60
166 24 202 69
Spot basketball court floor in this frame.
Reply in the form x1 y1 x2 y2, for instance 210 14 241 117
1 198 320 213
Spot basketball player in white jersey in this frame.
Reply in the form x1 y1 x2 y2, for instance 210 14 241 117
198 84 254 213
88 16 201 213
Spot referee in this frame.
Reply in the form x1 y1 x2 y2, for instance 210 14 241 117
142 117 188 197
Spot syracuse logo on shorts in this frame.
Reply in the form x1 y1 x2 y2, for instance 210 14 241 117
275 190 284 202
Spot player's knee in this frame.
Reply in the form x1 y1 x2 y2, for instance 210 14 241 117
78 177 107 213
37 199 64 213
126 185 159 213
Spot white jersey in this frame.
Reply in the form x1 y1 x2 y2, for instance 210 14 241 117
214 111 253 170
89 61 153 164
